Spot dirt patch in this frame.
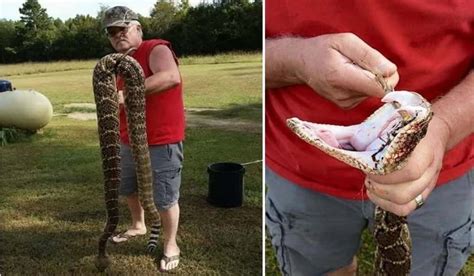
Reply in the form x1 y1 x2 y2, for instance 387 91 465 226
62 104 261 133
67 112 97 121
185 107 220 112
186 112 261 133
64 103 96 110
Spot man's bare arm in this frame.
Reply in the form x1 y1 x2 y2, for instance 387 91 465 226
432 70 474 150
266 37 302 88
265 34 399 109
145 45 181 95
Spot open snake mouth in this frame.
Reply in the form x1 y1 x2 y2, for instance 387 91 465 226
287 91 433 174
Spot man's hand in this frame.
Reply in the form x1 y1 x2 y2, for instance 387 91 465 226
365 116 450 216
365 70 474 216
266 33 399 108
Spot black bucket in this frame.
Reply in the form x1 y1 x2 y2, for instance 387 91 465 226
0 80 12 93
207 162 245 208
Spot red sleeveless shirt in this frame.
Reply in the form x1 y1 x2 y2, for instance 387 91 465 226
118 39 185 145
266 1 474 199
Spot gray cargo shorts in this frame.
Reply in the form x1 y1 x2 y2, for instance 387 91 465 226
120 142 183 210
266 168 474 276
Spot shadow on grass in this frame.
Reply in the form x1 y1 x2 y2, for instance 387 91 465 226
1 120 262 275
2 174 262 275
179 194 262 274
230 71 262 77
217 65 262 72
1 223 168 274
191 102 262 123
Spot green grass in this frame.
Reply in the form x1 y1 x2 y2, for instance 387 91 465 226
4 53 262 116
191 103 261 122
63 106 96 114
0 51 261 77
0 53 262 275
180 51 261 65
0 127 36 145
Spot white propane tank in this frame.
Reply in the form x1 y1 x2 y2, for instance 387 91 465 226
0 90 53 130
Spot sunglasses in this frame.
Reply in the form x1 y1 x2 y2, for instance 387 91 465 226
105 26 130 37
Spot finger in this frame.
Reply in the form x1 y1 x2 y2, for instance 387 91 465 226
327 88 368 109
367 179 435 216
365 159 438 205
331 33 397 78
337 96 367 109
327 60 387 98
385 71 399 90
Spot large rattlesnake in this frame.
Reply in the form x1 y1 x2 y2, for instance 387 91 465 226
287 91 432 275
92 52 161 271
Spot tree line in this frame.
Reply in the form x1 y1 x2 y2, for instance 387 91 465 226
0 0 262 64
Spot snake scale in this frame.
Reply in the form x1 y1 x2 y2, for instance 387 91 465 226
287 91 432 275
92 52 161 271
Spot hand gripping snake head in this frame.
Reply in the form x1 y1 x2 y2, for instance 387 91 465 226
287 91 433 175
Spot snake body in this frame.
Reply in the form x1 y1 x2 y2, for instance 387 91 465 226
92 53 161 271
287 91 432 275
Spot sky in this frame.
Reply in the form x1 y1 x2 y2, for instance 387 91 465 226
0 0 205 21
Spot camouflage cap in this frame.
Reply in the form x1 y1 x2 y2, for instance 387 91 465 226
102 6 139 28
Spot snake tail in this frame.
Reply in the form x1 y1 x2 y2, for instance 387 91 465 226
146 223 161 253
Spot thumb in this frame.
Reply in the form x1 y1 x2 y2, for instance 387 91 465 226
331 33 397 78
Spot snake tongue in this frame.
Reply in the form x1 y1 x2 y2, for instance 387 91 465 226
287 91 432 174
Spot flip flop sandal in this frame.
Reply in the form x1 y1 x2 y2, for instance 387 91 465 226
160 254 180 272
110 231 144 244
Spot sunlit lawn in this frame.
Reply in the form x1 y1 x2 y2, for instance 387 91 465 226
0 53 263 275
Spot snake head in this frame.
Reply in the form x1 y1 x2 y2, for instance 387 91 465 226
287 91 432 175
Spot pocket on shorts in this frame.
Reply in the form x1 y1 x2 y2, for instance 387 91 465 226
265 197 291 276
438 217 473 275
166 143 184 166
153 167 182 209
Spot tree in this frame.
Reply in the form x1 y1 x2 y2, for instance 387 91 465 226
0 0 262 63
18 0 50 31
178 0 190 15
0 20 19 63
150 0 180 36
16 0 56 61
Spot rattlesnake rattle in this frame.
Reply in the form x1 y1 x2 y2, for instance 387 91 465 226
92 48 161 271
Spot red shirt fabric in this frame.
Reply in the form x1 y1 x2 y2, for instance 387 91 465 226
266 1 474 200
118 39 185 145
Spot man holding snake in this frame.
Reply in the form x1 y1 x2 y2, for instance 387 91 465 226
102 6 184 272
265 1 473 275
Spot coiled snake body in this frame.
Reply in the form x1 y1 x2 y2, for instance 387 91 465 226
92 53 161 271
287 91 432 275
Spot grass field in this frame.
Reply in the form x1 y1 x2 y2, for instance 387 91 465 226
0 53 262 275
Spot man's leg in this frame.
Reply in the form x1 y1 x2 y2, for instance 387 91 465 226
266 168 367 276
125 193 147 233
407 170 473 275
111 144 147 243
150 142 183 271
159 203 180 270
327 257 357 276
